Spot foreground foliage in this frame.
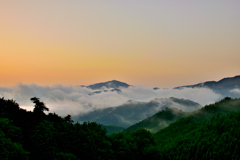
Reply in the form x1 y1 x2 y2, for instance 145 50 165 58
0 97 156 160
1 97 240 159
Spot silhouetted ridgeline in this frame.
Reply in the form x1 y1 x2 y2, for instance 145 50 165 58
1 96 240 159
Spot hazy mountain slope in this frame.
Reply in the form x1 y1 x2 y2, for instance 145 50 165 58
85 80 130 90
153 97 240 159
175 75 240 97
124 96 240 133
73 97 201 128
123 107 188 133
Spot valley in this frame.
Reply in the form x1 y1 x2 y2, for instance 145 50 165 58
0 75 240 159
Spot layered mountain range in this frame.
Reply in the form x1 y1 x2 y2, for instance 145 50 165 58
85 75 240 97
75 75 240 133
73 97 201 128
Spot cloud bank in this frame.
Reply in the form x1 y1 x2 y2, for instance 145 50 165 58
0 83 222 116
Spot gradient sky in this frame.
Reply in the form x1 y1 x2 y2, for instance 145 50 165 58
1 0 240 88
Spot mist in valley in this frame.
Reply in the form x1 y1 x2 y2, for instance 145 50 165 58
0 83 222 117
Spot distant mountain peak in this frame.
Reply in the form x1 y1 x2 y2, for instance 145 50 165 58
86 80 131 90
110 80 120 82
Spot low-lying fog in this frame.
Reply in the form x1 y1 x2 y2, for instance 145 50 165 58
0 83 223 116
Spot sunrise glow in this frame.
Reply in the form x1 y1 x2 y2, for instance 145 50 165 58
1 1 240 87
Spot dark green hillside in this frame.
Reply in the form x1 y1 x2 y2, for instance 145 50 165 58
124 107 188 133
101 125 125 134
154 97 240 159
190 97 240 121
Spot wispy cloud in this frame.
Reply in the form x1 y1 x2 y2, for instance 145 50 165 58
0 83 222 116
230 88 240 94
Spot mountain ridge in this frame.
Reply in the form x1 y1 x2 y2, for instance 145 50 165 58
84 80 131 90
174 75 240 89
174 75 240 98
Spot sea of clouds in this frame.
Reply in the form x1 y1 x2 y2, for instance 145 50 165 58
0 83 223 116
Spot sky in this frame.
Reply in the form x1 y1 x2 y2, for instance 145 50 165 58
1 0 240 88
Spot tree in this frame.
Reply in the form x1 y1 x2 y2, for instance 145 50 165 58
64 114 74 123
30 97 49 114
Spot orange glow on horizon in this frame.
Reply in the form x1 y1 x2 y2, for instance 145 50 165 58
1 1 240 88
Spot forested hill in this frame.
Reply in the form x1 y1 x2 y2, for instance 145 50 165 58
123 107 188 133
124 97 240 133
153 97 240 159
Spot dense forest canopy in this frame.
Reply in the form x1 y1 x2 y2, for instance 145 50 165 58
0 96 240 159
